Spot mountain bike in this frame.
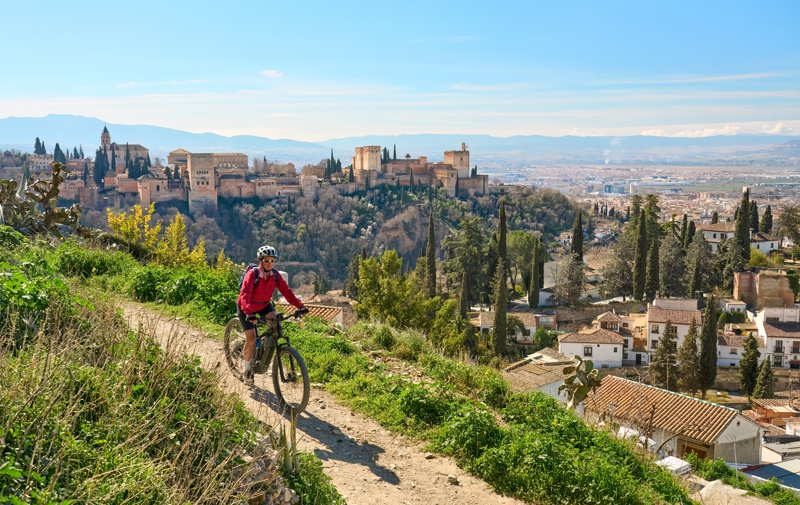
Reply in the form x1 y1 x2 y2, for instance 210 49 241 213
223 310 310 415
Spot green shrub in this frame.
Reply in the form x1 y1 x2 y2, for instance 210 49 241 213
398 383 453 425
478 370 509 409
131 264 172 302
0 225 25 247
282 453 346 505
435 406 502 462
391 329 426 361
163 270 199 305
375 325 396 350
53 239 137 278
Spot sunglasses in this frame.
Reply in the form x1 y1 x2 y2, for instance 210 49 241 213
261 258 275 264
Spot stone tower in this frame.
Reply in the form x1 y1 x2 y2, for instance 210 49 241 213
444 142 470 179
101 126 111 151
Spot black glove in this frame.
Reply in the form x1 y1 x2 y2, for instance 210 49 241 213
246 313 258 322
299 306 309 315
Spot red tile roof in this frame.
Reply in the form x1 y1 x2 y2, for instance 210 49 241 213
764 322 800 339
503 359 566 392
698 222 736 233
647 304 702 326
596 311 622 322
558 328 624 344
587 376 753 445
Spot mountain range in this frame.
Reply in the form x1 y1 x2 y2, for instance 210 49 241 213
0 114 797 166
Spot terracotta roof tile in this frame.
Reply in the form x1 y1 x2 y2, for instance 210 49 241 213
503 359 566 392
596 311 622 322
698 222 736 233
764 322 800 339
647 304 702 326
587 376 751 445
558 328 624 344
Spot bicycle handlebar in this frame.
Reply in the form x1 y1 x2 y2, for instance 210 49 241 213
250 310 305 323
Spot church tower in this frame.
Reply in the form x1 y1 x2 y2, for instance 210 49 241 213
101 126 111 150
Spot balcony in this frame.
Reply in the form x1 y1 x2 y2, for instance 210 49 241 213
774 346 785 353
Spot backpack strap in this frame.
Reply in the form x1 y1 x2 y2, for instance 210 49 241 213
252 265 261 288
272 268 280 282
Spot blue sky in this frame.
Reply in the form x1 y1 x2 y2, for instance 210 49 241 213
3 1 799 140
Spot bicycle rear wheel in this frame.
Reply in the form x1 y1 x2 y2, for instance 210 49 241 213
272 346 310 415
223 317 246 376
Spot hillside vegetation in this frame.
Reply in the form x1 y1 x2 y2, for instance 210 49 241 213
0 227 342 504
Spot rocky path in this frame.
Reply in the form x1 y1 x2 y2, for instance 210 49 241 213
121 302 523 505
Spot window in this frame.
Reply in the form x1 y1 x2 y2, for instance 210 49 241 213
613 347 618 353
584 346 593 357
623 352 628 359
713 233 717 239
622 322 629 328
651 324 660 334
651 340 659 349
767 317 780 323
730 348 737 355
623 340 629 348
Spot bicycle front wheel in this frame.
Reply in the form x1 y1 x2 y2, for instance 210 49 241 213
272 346 310 415
223 317 246 377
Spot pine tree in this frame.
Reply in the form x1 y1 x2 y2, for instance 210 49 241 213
34 137 41 154
699 297 717 399
459 271 469 318
426 214 436 299
645 238 660 301
738 333 761 399
571 210 583 262
677 318 700 395
651 320 678 390
528 236 540 308
753 359 774 399
711 211 719 225
659 235 686 298
750 200 759 232
760 205 773 233
680 214 688 245
633 210 648 300
492 258 507 356
734 189 751 261
684 221 696 249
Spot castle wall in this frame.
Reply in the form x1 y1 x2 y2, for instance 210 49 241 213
187 153 218 212
354 146 381 172
735 272 795 310
444 146 469 178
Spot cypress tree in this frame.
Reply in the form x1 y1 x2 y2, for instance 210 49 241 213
734 189 750 261
528 236 541 308
362 246 367 261
749 200 759 232
677 318 700 395
34 137 41 154
688 255 702 296
393 144 397 160
626 206 630 222
72 146 79 159
760 205 773 233
651 320 678 390
680 214 688 245
699 297 718 399
537 239 545 289
738 333 761 399
82 162 89 184
571 210 584 263
125 143 130 166
684 221 696 249
711 211 719 225
492 258 507 356
645 239 660 301
409 169 414 188
41 141 46 154
753 360 775 399
498 200 508 266
349 165 354 183
459 271 469 318
111 145 116 172
79 145 84 159
633 209 648 300
426 214 436 298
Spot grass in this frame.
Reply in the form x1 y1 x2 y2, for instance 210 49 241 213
687 454 800 505
284 320 692 504
0 230 344 505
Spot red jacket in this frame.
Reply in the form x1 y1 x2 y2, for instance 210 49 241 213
237 267 304 314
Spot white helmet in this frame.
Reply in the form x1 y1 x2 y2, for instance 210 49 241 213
257 245 278 259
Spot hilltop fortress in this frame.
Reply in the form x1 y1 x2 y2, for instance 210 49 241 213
59 128 487 212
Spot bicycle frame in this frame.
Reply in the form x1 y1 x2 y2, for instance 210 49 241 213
253 314 298 381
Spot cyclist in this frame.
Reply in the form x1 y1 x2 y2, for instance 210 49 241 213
237 245 307 385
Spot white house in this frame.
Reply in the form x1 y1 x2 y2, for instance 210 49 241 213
558 328 623 368
503 358 569 401
698 222 779 254
586 376 763 464
646 299 702 361
755 307 800 369
719 298 748 314
472 310 557 345
592 311 649 366
716 334 767 367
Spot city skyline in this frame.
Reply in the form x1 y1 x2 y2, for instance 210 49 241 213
3 1 799 141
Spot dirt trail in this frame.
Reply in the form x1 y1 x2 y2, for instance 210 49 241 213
121 302 523 505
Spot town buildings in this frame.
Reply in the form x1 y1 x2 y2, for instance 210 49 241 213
557 328 624 368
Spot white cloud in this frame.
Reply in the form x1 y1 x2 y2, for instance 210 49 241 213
640 129 666 136
261 70 283 78
762 122 794 134
673 124 740 137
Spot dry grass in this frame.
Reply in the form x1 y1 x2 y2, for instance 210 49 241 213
0 299 267 504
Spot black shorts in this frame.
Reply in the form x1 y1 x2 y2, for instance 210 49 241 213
237 303 276 331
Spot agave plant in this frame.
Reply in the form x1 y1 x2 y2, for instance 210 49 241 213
558 355 602 409
269 412 300 476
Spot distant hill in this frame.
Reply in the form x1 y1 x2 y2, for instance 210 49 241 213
0 115 330 163
0 114 797 166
